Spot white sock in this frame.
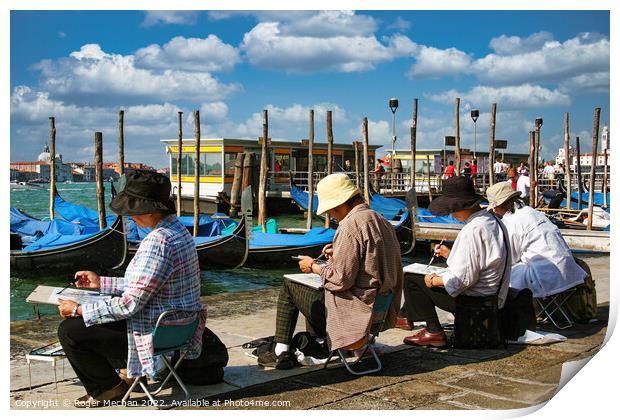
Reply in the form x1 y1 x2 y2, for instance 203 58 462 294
274 343 289 356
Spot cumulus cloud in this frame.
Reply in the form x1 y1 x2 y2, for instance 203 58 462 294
135 35 240 73
34 44 241 104
210 10 378 38
489 31 554 55
406 32 609 92
200 102 229 122
473 32 609 85
142 11 200 27
428 84 571 110
241 22 416 73
408 46 472 78
559 71 610 94
387 16 412 32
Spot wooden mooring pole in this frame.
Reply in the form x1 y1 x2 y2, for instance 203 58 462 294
94 132 106 230
489 103 497 186
410 98 418 193
362 118 370 204
455 97 461 174
353 141 360 188
176 111 183 216
49 117 56 220
426 155 432 202
258 110 269 232
576 136 583 209
193 111 200 237
118 110 125 176
230 152 245 217
306 110 315 230
325 110 334 228
586 107 601 231
564 112 571 209
529 131 535 207
603 146 608 208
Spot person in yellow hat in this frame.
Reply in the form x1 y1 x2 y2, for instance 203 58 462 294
258 174 403 369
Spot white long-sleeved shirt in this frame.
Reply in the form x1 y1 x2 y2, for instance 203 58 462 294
442 210 511 308
502 206 586 298
516 175 530 198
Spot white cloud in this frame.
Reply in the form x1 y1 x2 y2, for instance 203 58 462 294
210 11 378 38
387 16 412 32
489 31 554 55
134 36 240 73
199 102 229 122
473 32 609 85
406 32 609 92
241 22 416 73
34 44 241 104
408 46 472 78
559 71 610 94
428 84 571 109
142 11 199 27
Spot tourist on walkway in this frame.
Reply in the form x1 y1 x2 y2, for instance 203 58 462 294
258 173 403 369
401 176 511 348
57 170 206 407
516 169 532 201
494 158 506 181
486 182 587 298
443 160 456 178
374 159 385 191
507 168 519 191
462 162 472 179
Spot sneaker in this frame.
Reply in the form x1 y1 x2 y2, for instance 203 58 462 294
257 351 298 370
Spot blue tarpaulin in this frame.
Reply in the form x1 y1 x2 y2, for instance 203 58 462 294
10 207 94 247
250 227 335 248
416 208 465 224
21 229 106 252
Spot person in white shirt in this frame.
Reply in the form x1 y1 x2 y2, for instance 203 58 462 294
516 169 531 200
543 161 556 180
494 159 506 181
401 176 511 348
486 182 587 298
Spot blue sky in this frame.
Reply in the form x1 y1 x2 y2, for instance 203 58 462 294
10 10 610 168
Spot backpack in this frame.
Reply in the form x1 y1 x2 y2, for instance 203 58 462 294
561 258 597 323
172 327 229 385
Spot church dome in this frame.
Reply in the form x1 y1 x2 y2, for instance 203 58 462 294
38 144 51 162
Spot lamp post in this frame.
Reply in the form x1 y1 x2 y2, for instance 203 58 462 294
389 98 399 158
470 109 479 158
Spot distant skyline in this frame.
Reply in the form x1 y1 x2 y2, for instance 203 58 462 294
10 10 610 168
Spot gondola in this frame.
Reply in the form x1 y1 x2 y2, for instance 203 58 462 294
10 211 127 278
53 192 249 270
244 227 336 268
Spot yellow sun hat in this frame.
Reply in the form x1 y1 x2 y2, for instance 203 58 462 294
316 173 361 215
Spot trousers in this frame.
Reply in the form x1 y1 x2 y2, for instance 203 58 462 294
403 273 455 331
274 279 326 345
58 318 127 397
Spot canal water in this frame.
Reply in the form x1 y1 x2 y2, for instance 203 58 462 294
10 182 308 321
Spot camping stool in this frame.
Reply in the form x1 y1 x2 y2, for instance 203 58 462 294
122 310 200 409
323 292 393 376
535 290 575 330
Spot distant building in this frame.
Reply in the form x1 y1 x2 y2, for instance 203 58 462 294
10 144 73 181
555 125 610 169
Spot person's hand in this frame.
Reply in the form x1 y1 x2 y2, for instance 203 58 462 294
322 244 333 260
424 274 434 288
298 256 315 273
74 271 100 289
58 299 80 319
434 244 451 259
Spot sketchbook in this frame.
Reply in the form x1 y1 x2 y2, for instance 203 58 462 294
402 263 447 276
26 285 112 306
283 273 323 290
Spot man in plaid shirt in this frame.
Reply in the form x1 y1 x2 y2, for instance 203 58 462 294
57 170 205 408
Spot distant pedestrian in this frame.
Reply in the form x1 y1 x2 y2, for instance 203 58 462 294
374 159 385 191
343 159 352 172
494 158 506 181
443 160 456 179
462 162 472 179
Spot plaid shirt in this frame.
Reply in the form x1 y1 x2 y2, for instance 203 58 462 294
82 215 206 378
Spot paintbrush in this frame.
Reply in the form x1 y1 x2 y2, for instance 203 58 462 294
56 281 74 295
426 239 445 269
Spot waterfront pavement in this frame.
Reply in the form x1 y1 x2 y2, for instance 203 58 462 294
10 254 610 410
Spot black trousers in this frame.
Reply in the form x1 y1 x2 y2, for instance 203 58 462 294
403 273 456 332
58 318 127 397
274 279 326 345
